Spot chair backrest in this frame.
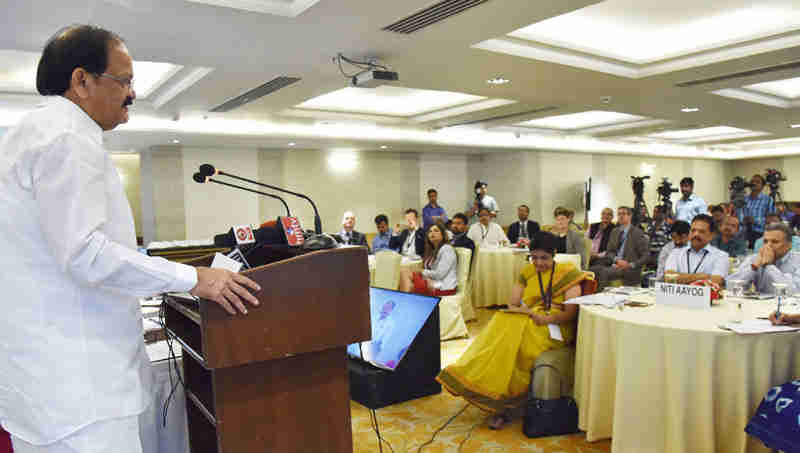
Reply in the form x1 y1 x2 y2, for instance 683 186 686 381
365 232 377 248
554 253 581 270
580 275 598 296
374 250 402 290
453 247 472 294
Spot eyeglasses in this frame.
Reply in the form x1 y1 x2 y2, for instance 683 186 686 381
95 72 134 90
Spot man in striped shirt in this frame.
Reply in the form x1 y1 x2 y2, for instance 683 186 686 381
739 174 775 248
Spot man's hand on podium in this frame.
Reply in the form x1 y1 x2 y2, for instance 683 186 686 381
191 267 261 315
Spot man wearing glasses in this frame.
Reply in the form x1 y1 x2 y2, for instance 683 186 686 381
0 25 261 453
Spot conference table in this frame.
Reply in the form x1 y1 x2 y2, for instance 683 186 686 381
470 247 530 307
575 292 800 453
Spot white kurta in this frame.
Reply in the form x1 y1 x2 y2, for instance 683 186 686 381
0 96 197 445
467 222 508 248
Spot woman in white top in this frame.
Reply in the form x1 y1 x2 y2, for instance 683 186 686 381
399 221 458 296
467 207 509 248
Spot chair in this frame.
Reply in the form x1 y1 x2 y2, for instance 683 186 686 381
439 248 473 340
373 250 402 290
531 275 597 399
554 253 581 270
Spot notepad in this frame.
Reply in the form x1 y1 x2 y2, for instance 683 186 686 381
718 319 800 334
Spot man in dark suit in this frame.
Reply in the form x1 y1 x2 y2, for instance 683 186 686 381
389 208 425 258
507 204 540 245
449 213 475 267
336 210 368 249
589 206 650 289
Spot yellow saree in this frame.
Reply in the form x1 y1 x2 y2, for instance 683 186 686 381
436 262 585 413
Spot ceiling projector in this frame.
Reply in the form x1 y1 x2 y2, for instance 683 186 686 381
351 70 399 88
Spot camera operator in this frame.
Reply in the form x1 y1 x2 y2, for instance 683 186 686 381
739 174 775 248
646 205 671 267
674 177 707 222
466 180 498 223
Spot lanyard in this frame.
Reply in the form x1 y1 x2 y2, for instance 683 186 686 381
686 248 709 274
537 262 556 312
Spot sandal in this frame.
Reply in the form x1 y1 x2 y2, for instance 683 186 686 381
488 413 511 430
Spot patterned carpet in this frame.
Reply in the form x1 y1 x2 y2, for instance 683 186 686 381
350 308 611 453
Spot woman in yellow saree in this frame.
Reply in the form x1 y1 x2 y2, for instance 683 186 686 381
436 231 586 429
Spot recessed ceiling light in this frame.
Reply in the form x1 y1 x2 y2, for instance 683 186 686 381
172 139 180 144
681 107 700 113
380 145 388 149
487 77 510 85
790 124 800 128
288 142 296 146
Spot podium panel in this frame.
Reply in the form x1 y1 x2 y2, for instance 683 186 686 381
165 247 371 453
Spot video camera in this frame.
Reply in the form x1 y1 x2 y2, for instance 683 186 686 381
729 176 752 208
765 168 786 189
631 175 650 198
656 177 678 215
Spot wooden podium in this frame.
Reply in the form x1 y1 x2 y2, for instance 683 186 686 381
163 247 371 453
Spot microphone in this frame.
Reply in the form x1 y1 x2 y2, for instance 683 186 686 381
213 224 287 248
192 172 290 217
199 163 323 234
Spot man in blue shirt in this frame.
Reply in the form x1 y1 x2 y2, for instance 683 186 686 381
739 174 775 248
372 214 394 252
674 177 707 222
422 188 448 230
729 223 800 294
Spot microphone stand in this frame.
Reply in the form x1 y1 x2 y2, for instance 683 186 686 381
214 170 323 235
202 176 291 216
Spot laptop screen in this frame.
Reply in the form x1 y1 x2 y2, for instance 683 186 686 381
347 287 440 370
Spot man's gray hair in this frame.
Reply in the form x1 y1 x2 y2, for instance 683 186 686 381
765 222 792 243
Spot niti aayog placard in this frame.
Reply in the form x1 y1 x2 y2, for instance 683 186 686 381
655 282 711 309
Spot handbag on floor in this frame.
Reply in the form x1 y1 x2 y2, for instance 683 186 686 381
523 363 579 438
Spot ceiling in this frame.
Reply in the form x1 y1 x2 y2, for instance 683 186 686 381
2 0 800 158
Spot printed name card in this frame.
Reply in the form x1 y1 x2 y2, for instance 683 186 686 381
655 282 710 309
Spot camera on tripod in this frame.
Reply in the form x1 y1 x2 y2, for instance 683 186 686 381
631 175 650 197
656 178 678 216
729 176 752 208
631 176 650 226
765 168 786 189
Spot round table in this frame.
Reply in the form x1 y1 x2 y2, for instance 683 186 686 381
367 255 423 286
470 247 529 307
575 295 800 453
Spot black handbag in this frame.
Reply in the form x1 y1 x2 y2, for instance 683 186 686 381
523 364 579 438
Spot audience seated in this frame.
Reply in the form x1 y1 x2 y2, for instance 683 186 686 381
550 207 589 269
422 188 448 230
399 220 458 296
507 204 540 245
754 213 800 252
449 213 475 261
711 215 747 257
710 205 725 235
790 202 800 232
655 220 690 280
372 214 394 253
664 214 728 285
586 207 615 265
589 206 649 289
566 208 583 231
729 223 800 294
436 231 587 430
467 207 509 248
389 208 425 259
335 210 368 248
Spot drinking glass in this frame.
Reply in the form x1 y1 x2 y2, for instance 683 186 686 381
648 276 657 294
727 279 746 322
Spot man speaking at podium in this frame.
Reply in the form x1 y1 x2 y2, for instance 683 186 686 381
0 26 260 453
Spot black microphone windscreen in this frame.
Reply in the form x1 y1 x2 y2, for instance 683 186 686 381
199 164 216 177
192 172 206 183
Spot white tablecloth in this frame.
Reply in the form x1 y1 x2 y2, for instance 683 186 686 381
367 255 423 286
470 247 529 307
575 295 800 453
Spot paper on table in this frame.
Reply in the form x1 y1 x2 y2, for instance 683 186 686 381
548 323 564 341
211 252 243 272
565 293 627 307
718 319 800 334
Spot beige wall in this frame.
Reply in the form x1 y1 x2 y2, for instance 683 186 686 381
132 146 746 240
111 154 142 239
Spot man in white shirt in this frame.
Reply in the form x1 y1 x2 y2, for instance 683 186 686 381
728 222 800 294
467 207 509 248
0 25 260 453
674 177 707 223
664 214 729 285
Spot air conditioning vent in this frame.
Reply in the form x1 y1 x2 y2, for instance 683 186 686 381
443 106 559 127
676 60 800 87
210 76 300 112
382 0 490 34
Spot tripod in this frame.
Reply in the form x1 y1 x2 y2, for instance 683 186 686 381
633 195 649 228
